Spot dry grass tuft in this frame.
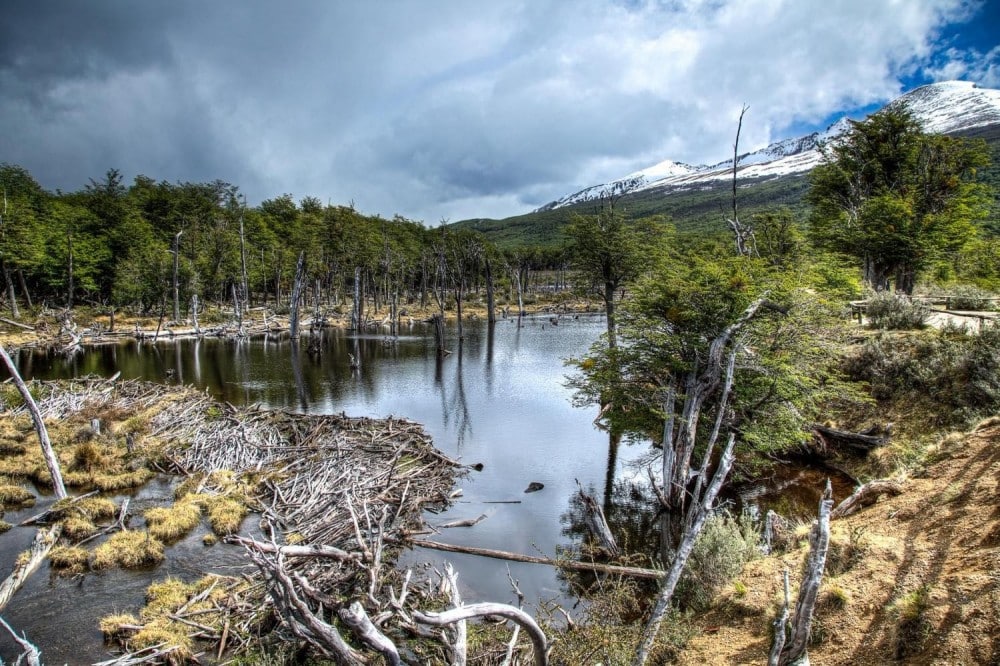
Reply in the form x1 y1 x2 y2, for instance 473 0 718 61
92 530 165 569
144 500 202 542
48 545 90 574
99 613 139 640
61 515 98 541
130 619 193 662
0 479 34 506
202 495 248 535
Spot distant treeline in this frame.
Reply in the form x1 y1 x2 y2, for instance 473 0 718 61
0 165 572 317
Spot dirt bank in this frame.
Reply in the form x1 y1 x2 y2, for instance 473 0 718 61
679 418 1000 665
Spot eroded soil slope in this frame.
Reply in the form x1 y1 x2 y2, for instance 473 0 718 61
680 419 1000 665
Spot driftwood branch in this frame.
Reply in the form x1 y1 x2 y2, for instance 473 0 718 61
830 479 903 519
0 615 42 666
414 603 549 666
0 525 62 612
338 601 402 666
0 345 67 498
227 534 362 563
401 538 662 579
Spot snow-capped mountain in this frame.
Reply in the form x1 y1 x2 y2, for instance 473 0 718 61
536 81 1000 212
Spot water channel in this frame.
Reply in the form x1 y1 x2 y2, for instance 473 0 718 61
1 314 845 662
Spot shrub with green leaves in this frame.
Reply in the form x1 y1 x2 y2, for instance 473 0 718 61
947 284 996 311
675 511 759 611
844 324 1000 423
864 292 928 330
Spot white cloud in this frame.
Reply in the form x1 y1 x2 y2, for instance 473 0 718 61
927 45 1000 88
0 0 988 222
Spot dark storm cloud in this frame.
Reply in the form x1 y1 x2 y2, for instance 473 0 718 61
0 0 991 223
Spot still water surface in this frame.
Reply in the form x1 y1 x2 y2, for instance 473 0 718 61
6 314 643 661
4 314 843 662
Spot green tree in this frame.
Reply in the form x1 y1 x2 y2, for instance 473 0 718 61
808 106 992 293
567 205 666 348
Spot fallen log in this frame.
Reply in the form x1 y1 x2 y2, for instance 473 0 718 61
812 424 890 453
399 537 662 580
436 513 488 529
831 479 903 519
0 316 34 331
0 525 62 612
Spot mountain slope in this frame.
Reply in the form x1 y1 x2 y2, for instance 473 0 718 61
539 81 1000 213
454 81 1000 249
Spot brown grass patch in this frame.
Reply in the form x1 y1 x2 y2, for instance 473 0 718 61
48 545 90 574
92 530 164 569
144 500 202 542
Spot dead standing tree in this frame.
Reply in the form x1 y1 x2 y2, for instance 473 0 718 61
726 104 759 258
635 296 783 665
769 482 833 666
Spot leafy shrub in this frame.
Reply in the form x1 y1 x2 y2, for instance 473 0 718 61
675 511 760 611
947 284 996 311
864 292 928 329
845 325 1000 422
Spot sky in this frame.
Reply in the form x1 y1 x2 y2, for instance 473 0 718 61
1 0 999 224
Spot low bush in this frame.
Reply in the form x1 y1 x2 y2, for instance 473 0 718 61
865 292 928 330
675 511 760 611
846 325 1000 424
947 284 996 311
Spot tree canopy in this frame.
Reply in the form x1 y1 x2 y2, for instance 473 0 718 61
807 106 992 294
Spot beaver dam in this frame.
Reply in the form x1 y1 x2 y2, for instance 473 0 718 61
0 377 501 664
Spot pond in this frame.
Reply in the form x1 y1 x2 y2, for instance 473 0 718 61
2 314 846 661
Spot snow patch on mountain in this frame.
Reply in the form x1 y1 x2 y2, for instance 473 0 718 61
535 81 1000 212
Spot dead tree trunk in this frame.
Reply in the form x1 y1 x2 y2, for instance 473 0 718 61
635 435 736 665
485 257 496 325
774 481 833 666
350 267 362 331
172 230 183 323
289 251 306 339
0 346 66 499
637 297 783 665
191 294 200 336
577 486 621 558
239 197 249 310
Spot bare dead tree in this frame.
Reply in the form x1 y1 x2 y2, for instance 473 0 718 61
636 296 785 665
172 230 183 323
289 251 306 339
727 104 759 258
239 194 249 311
771 481 833 666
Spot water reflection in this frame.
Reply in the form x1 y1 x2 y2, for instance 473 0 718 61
14 315 650 608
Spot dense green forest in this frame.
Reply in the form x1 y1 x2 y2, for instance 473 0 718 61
0 165 573 321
